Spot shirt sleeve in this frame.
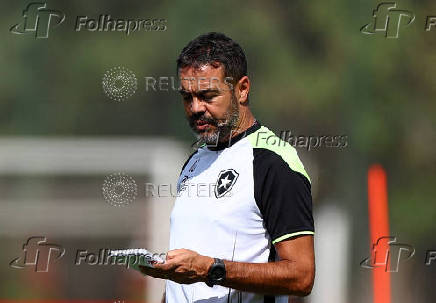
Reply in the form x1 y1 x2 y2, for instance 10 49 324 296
253 148 314 244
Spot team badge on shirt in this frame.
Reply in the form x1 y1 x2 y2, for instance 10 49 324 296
214 169 239 198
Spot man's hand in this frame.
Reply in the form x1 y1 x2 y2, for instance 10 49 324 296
139 249 214 285
139 236 314 296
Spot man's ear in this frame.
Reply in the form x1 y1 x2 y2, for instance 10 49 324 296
237 76 250 104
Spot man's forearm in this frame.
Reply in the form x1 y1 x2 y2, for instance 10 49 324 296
219 259 314 296
139 244 314 297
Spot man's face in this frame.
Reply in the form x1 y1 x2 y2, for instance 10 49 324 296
178 64 239 145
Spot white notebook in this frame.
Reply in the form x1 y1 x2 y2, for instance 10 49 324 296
109 249 165 271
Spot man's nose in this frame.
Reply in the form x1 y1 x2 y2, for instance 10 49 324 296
191 96 206 114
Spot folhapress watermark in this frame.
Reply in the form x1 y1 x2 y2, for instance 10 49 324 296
361 2 415 38
9 236 65 272
75 15 166 35
10 2 166 39
187 129 347 151
75 249 166 269
254 130 348 151
360 236 436 272
9 236 166 272
360 236 415 272
10 2 65 39
361 2 436 38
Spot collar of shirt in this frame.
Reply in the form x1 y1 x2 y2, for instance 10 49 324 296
206 120 261 151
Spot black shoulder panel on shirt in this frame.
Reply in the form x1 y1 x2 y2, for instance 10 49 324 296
253 148 314 243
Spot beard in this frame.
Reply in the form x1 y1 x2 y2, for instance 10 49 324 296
188 93 240 147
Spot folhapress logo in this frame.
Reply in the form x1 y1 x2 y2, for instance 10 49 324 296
10 3 167 39
360 236 415 272
10 2 65 39
9 236 65 272
361 2 415 38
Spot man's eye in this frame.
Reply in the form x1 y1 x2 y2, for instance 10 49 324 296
182 94 192 101
202 95 215 101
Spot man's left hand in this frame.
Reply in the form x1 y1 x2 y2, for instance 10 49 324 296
139 249 214 284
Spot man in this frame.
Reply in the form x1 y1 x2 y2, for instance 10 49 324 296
140 32 315 303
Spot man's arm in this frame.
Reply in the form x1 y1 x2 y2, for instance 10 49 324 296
221 235 314 296
139 235 314 297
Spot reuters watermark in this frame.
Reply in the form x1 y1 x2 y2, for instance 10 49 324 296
145 181 233 198
144 76 234 92
102 67 235 102
101 172 236 206
102 67 138 102
102 172 138 207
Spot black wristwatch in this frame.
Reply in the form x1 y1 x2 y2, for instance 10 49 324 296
206 258 226 287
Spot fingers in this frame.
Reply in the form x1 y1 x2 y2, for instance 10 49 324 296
166 250 178 259
139 265 168 279
166 248 188 259
154 260 178 271
161 250 190 267
139 249 203 284
139 258 179 277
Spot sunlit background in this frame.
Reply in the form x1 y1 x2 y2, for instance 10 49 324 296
0 1 435 302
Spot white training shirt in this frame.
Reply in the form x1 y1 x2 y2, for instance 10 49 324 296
166 121 314 303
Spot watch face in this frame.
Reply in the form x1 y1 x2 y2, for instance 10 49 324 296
211 267 225 280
